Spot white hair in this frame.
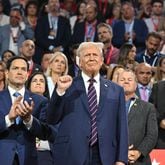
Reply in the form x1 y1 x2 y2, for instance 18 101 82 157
77 42 104 58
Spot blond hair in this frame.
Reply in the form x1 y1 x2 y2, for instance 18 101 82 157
46 52 68 76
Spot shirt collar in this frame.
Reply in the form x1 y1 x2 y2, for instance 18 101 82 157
81 71 100 84
144 50 159 58
8 85 25 97
138 83 151 90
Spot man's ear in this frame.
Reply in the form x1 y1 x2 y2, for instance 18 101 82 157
19 47 22 54
5 70 9 80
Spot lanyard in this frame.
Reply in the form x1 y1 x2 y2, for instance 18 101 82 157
106 46 114 65
85 21 97 41
143 55 158 66
98 0 108 15
151 17 160 31
48 13 58 30
28 61 34 77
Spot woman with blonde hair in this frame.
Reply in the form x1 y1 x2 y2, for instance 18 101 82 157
46 51 68 97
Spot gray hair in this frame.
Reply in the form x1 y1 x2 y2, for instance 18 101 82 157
77 42 104 58
97 23 113 36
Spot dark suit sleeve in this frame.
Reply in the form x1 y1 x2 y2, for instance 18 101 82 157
116 87 129 163
136 104 158 157
0 111 7 133
133 20 148 47
29 117 55 142
112 21 125 48
35 16 71 50
46 89 65 124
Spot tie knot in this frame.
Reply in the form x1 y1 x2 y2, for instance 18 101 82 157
13 92 21 97
141 86 147 90
88 78 96 84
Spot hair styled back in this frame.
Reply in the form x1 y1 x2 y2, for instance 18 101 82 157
46 52 68 77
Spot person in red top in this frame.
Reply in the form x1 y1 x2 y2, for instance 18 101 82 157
97 22 119 66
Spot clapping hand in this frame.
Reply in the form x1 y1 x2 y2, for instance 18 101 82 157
8 95 23 120
16 98 34 122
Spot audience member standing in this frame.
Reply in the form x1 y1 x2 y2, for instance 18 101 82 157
41 51 53 74
19 39 42 77
0 56 53 165
47 42 128 165
144 0 164 32
0 8 34 57
117 43 137 70
69 1 87 33
97 23 119 66
35 0 71 64
154 56 165 82
135 63 153 102
149 80 165 148
0 1 9 26
46 52 68 98
24 0 39 31
117 69 158 165
1 50 16 64
135 32 165 68
112 1 148 53
72 3 101 45
0 60 6 90
26 72 54 165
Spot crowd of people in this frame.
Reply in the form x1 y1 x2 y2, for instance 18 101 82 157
0 0 165 165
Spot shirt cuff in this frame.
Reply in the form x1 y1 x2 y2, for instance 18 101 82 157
23 115 33 130
5 115 14 127
56 89 65 96
49 45 54 51
19 21 26 31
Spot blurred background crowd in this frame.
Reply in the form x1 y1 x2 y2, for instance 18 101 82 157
0 0 165 164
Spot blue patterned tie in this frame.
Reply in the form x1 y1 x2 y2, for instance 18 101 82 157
88 79 98 146
13 92 21 125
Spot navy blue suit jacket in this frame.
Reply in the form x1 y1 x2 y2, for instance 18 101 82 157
71 21 99 45
0 89 52 165
34 15 71 63
112 19 148 53
47 76 128 165
135 51 165 66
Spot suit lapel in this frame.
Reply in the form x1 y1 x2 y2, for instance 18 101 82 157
98 77 108 112
3 89 12 114
24 89 31 102
128 99 140 123
135 87 141 99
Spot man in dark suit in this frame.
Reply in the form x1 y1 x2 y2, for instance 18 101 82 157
149 81 165 148
0 56 53 165
19 39 42 77
0 8 34 57
135 32 165 67
71 4 101 45
34 0 71 64
47 42 128 165
117 69 158 165
112 1 148 53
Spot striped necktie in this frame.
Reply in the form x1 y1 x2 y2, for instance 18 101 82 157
88 79 98 146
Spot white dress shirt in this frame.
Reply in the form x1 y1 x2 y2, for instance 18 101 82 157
81 72 100 104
